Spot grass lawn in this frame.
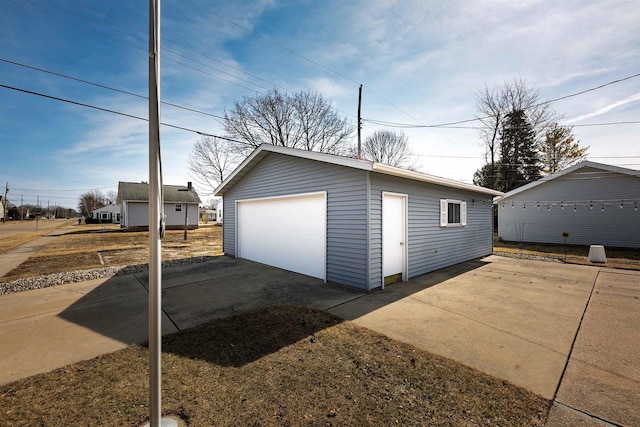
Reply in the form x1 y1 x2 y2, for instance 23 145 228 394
0 224 223 282
0 306 549 426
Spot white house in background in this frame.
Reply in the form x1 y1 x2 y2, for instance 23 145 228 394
199 207 216 223
91 204 121 224
497 161 640 248
117 181 201 231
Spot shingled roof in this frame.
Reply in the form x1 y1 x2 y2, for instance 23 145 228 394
117 181 201 204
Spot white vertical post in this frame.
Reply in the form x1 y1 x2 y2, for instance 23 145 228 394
148 0 162 425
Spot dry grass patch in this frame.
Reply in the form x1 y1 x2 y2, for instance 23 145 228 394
494 239 640 270
1 225 223 282
0 220 75 255
0 306 549 426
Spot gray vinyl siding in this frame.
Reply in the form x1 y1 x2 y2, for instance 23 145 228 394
223 153 369 289
498 167 640 248
370 174 494 287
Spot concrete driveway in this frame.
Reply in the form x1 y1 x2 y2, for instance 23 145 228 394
328 255 639 426
0 254 638 425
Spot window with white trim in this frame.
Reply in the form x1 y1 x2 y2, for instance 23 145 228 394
175 204 182 212
440 199 467 227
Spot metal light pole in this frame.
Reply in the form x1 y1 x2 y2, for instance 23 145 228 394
146 1 176 426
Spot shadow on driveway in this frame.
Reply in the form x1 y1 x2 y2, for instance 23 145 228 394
56 256 487 367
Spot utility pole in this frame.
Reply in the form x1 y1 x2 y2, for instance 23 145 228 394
2 182 8 224
21 194 23 221
357 84 362 160
180 182 192 240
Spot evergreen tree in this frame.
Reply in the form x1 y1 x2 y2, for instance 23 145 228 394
498 109 540 192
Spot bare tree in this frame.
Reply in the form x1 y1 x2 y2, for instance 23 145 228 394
539 124 588 174
361 130 414 168
188 136 238 195
223 89 354 156
105 190 117 205
78 189 106 218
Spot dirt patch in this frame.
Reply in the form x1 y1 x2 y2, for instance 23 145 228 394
0 306 549 426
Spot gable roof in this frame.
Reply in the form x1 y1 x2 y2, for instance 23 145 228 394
118 181 202 204
215 144 503 197
499 161 640 200
93 204 120 213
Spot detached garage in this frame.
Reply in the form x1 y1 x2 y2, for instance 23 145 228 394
215 145 503 290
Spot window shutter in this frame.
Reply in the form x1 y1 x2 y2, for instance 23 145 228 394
440 199 448 226
461 202 467 226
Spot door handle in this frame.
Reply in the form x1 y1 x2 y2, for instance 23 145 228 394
400 242 404 245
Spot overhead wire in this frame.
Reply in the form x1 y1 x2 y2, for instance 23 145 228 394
0 83 251 145
11 0 270 94
0 58 227 120
17 0 357 120
364 72 640 128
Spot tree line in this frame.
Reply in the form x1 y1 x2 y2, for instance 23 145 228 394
189 81 588 195
473 79 587 192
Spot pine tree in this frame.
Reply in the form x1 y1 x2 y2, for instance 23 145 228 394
498 109 540 192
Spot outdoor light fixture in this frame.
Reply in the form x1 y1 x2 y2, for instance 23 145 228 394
590 201 593 210
620 200 624 209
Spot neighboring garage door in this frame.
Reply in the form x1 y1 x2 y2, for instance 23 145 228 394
236 192 326 280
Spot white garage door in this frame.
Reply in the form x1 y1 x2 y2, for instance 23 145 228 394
237 192 326 280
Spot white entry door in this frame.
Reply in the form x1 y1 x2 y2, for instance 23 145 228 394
236 192 326 280
382 192 407 286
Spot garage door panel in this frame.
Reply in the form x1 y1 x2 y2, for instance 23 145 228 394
237 193 326 280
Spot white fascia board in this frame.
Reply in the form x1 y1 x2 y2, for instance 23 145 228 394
372 163 504 197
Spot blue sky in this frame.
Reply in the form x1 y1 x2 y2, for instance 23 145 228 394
1 0 639 209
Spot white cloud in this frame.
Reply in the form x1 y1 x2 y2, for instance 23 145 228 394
567 92 640 123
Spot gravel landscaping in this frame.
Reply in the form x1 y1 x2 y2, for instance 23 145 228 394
0 256 217 296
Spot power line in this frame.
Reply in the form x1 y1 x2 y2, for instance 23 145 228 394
367 118 640 129
0 83 251 145
364 72 640 128
0 58 226 120
11 0 270 95
14 0 357 120
11 186 117 192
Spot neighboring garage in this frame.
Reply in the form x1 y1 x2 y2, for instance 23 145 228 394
215 144 503 290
